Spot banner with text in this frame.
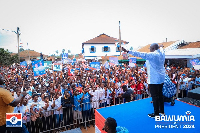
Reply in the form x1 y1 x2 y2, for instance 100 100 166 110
44 61 52 69
53 62 62 71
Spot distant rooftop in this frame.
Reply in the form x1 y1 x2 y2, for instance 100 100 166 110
180 41 200 49
137 41 176 53
82 33 128 46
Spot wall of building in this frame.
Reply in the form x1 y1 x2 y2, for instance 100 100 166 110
83 44 124 58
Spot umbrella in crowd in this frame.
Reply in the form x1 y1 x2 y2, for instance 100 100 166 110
163 74 177 98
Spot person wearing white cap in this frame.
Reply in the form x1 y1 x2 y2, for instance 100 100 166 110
122 43 165 118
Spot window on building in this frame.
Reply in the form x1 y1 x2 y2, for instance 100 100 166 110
90 46 96 53
116 45 120 52
102 46 110 52
82 48 84 54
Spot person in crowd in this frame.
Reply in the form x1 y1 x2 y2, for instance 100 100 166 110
30 93 42 133
119 85 133 103
99 85 107 108
73 90 83 128
102 117 117 133
81 87 92 128
195 74 200 87
0 77 29 133
105 85 112 106
114 84 122 105
89 85 100 126
51 91 63 129
21 98 31 133
41 95 54 132
102 117 129 133
179 74 188 98
136 79 144 100
61 90 74 129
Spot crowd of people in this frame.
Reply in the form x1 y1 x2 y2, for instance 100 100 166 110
0 61 199 133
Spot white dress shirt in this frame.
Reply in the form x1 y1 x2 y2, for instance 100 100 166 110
129 47 165 84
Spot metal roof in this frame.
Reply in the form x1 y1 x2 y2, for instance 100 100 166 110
165 48 200 59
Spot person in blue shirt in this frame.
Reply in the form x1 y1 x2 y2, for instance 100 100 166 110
81 87 92 128
122 43 165 118
73 90 83 128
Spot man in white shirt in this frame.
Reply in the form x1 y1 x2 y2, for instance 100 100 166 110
90 86 100 109
195 74 200 87
41 96 54 132
51 93 63 128
89 86 100 126
123 43 165 118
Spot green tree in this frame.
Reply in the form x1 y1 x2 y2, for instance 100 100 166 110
68 54 73 59
0 48 19 66
75 54 79 58
10 54 19 64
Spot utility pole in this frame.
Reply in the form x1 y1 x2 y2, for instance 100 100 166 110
17 27 20 63
119 21 122 56
2 27 20 63
27 43 30 61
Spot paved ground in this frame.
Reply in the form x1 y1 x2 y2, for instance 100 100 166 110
60 126 95 133
81 126 95 133
60 128 82 133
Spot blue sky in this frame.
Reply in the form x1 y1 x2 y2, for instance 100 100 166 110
0 0 200 55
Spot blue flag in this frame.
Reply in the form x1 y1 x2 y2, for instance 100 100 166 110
20 61 27 67
90 62 100 70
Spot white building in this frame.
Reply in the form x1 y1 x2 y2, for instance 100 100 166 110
82 33 129 60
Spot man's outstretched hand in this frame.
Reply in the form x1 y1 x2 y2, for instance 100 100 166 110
122 47 129 53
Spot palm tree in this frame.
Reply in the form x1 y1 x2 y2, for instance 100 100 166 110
55 50 59 56
62 49 65 54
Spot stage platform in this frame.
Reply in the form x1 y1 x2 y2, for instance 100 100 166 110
95 98 200 133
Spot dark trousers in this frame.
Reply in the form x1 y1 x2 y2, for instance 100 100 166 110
42 116 51 132
24 122 31 133
82 110 91 126
63 108 73 127
0 124 29 133
149 83 164 115
30 119 42 133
